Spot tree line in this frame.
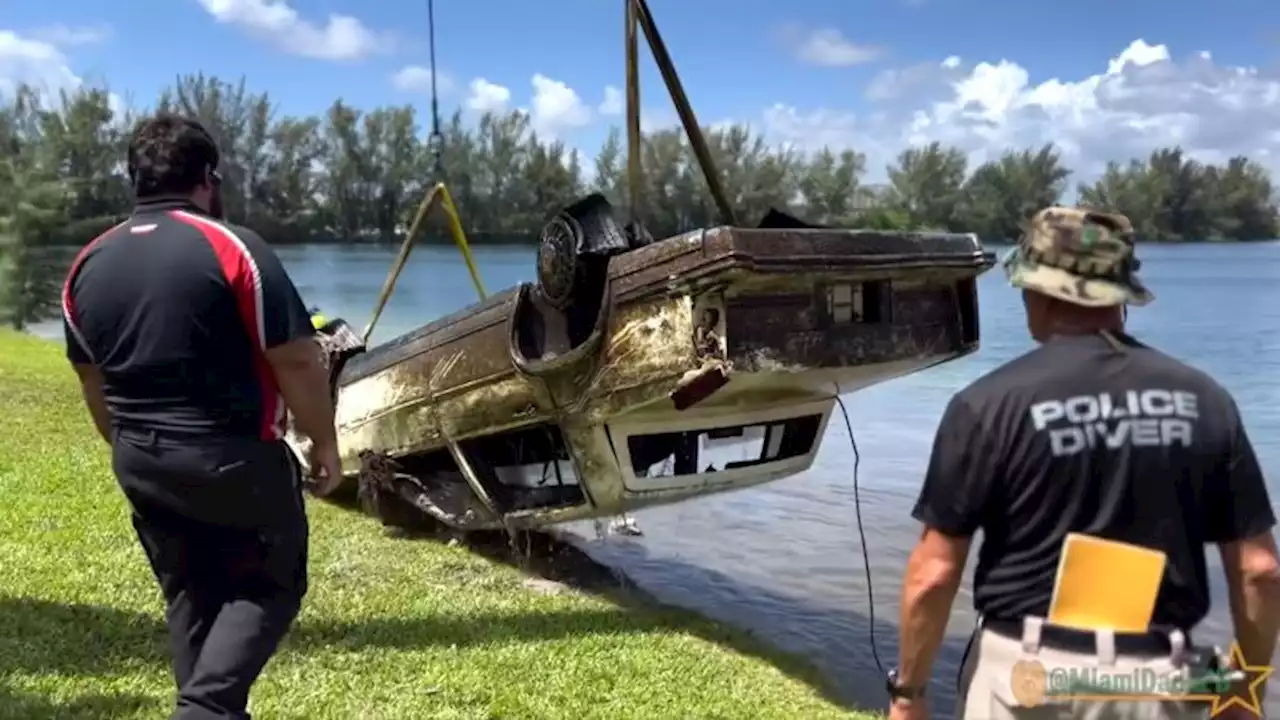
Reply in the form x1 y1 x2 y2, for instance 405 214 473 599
2 73 1278 329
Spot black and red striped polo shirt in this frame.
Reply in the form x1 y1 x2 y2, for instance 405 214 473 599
61 198 314 441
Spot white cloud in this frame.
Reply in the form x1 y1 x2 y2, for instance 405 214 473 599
599 85 623 115
758 39 1280 186
0 30 82 99
465 78 511 113
782 25 882 67
391 65 454 95
460 74 598 137
196 0 389 61
529 74 592 136
640 108 681 131
0 28 122 116
29 24 112 47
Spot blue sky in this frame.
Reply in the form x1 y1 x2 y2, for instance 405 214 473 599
5 0 1280 182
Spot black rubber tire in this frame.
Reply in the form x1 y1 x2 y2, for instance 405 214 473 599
536 213 581 310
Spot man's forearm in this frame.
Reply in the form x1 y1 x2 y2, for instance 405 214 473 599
1227 568 1280 675
72 364 112 444
274 358 338 447
1219 533 1280 708
80 384 112 444
897 550 964 686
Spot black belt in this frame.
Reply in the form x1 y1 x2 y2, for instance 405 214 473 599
984 618 1188 657
114 426 256 445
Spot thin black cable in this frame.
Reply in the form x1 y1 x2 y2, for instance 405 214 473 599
837 393 979 696
834 394 886 675
956 620 978 695
426 0 444 177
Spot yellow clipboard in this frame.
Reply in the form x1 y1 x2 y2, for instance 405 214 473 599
1047 533 1167 633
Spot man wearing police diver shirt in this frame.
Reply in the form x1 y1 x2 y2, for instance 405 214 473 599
887 207 1280 720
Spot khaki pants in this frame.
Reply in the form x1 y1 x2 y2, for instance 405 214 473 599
956 617 1211 720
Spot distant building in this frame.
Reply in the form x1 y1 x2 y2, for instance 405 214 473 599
852 183 890 210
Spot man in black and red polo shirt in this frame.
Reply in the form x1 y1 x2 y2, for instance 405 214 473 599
61 113 343 719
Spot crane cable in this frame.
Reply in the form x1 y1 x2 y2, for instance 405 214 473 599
361 0 485 345
427 0 444 178
421 0 482 301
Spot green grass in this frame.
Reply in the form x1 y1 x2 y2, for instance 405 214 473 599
0 329 880 719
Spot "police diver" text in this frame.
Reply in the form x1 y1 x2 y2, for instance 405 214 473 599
1028 389 1199 457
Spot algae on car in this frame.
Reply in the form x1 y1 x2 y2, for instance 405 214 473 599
0 329 881 719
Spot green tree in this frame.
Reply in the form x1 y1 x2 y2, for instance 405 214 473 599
1 71 1276 287
0 87 74 330
959 144 1071 242
1211 156 1280 241
883 142 969 231
1078 147 1278 242
798 148 867 225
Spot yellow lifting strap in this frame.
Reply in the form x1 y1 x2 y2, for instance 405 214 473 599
361 0 485 346
363 181 486 346
363 0 727 347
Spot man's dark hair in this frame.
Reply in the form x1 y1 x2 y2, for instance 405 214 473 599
127 113 220 199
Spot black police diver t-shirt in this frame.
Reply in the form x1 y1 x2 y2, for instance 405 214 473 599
912 331 1275 629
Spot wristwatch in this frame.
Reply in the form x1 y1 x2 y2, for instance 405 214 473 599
886 667 926 701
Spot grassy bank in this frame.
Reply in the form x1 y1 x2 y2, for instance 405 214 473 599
0 330 877 719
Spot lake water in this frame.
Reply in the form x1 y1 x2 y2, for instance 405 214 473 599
30 240 1280 715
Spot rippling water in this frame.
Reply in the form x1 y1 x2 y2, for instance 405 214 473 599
31 239 1280 715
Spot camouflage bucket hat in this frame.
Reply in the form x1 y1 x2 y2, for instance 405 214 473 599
1002 206 1154 308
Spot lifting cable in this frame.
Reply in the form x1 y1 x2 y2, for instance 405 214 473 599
363 0 486 346
624 0 736 227
370 0 739 344
427 0 444 179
